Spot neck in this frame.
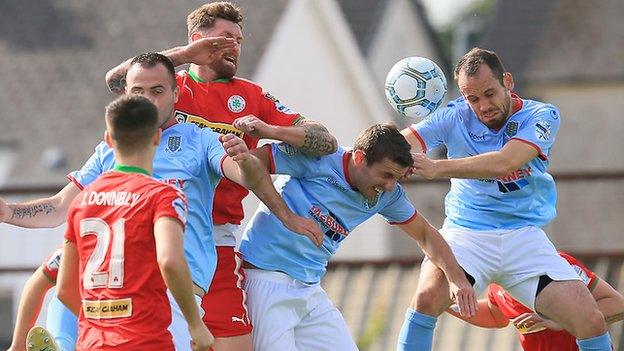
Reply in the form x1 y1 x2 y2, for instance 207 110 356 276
189 64 219 82
115 152 154 175
161 116 177 130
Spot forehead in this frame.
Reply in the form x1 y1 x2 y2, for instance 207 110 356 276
126 64 173 87
457 64 501 95
204 18 243 37
369 158 409 178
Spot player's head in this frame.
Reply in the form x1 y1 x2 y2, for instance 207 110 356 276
105 95 160 157
187 1 243 78
125 52 179 127
351 124 413 200
454 47 515 130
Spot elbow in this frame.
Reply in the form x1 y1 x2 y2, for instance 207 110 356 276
157 255 181 276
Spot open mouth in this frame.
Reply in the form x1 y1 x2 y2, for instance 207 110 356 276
223 55 237 65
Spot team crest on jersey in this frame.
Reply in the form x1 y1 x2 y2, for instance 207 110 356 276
535 120 552 141
167 136 182 152
227 95 246 113
505 121 518 138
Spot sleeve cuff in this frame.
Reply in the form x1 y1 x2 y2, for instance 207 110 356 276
66 174 84 190
388 210 418 225
510 138 547 161
408 126 427 153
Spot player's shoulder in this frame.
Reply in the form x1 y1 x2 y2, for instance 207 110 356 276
230 76 261 89
518 98 561 121
426 96 467 123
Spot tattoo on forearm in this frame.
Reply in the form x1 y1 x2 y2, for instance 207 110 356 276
300 122 338 156
605 312 624 324
11 203 56 219
107 71 126 95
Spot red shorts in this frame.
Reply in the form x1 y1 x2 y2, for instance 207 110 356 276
201 246 252 337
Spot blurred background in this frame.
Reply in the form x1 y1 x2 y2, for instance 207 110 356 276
0 0 623 349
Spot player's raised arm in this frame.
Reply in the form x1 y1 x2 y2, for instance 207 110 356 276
397 214 477 318
220 134 323 246
411 140 539 179
0 182 81 228
233 115 337 156
104 37 236 95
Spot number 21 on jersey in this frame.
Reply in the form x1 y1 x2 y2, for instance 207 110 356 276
80 218 125 289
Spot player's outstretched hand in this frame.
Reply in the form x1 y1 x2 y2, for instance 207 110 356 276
0 197 10 223
233 115 275 140
189 323 214 351
219 134 251 163
284 214 324 247
410 153 438 180
449 280 477 318
180 36 237 66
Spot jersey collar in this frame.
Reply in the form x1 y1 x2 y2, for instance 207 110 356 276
113 164 150 176
342 151 357 190
187 69 231 83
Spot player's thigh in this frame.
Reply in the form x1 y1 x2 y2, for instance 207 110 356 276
534 279 606 338
294 287 357 351
202 248 252 339
500 227 580 289
168 291 203 351
243 269 301 351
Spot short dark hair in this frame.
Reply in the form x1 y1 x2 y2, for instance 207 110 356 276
187 1 243 36
353 124 413 168
128 52 176 86
105 95 159 155
454 47 506 85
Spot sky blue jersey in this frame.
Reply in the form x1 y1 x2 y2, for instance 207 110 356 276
68 123 226 291
239 144 417 284
410 96 561 230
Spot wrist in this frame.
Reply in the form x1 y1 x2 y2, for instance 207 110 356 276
264 125 280 140
167 46 188 66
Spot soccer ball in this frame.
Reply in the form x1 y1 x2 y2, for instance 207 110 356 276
385 56 447 119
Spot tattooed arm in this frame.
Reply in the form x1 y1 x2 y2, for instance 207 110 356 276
0 183 81 228
233 116 338 156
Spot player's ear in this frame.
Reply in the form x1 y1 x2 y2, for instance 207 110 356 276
353 150 366 167
104 130 113 148
173 85 179 104
503 72 514 91
190 31 202 43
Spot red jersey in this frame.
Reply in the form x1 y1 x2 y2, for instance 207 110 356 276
488 252 598 351
174 70 301 228
65 168 188 351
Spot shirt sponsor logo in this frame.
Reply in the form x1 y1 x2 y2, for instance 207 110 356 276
83 298 132 319
469 131 486 141
326 177 349 193
174 111 245 137
167 135 182 152
227 95 246 113
162 179 186 190
80 191 141 207
309 205 349 242
535 120 552 141
495 167 532 193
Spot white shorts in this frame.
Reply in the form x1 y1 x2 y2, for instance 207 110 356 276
167 290 205 351
432 226 580 309
244 269 358 351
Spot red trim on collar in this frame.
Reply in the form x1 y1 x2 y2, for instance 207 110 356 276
511 93 523 114
342 151 357 190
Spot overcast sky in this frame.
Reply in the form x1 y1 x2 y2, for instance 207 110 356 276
420 0 478 28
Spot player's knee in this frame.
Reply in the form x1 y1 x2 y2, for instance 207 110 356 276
412 288 448 316
569 310 607 338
